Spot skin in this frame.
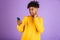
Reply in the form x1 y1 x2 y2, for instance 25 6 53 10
17 7 38 25
29 7 38 17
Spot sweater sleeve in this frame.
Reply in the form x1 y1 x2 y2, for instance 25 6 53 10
34 17 44 33
17 16 27 32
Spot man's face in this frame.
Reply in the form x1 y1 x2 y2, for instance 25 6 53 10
29 7 38 17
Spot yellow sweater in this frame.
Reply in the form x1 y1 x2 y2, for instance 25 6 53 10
17 16 44 40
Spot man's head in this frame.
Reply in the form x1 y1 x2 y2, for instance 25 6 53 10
27 1 39 17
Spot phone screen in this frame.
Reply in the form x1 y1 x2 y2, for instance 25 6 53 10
17 17 20 20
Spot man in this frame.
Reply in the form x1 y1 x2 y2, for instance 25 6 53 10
17 1 44 40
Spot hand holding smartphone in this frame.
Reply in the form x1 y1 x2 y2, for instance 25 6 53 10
17 17 22 25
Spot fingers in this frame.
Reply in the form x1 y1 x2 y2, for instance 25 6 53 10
17 20 22 25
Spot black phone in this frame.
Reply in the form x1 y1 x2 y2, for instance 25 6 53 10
17 17 20 20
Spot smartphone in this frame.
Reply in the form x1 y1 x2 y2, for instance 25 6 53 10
17 17 20 20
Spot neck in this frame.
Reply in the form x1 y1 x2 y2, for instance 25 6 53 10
31 15 34 18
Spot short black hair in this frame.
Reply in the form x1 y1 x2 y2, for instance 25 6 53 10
27 1 39 8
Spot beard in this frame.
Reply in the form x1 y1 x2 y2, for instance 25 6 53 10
30 13 34 17
30 12 37 17
31 15 34 17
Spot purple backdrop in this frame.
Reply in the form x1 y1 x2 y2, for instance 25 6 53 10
0 0 60 40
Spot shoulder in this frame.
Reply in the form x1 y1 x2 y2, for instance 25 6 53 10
23 16 29 20
24 15 30 18
38 16 43 21
24 16 29 18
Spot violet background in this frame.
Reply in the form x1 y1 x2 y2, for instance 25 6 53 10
0 0 60 40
